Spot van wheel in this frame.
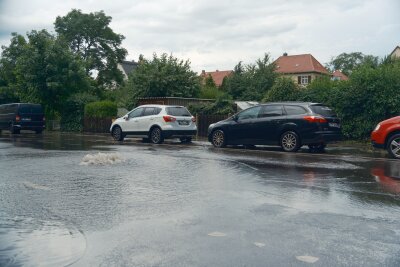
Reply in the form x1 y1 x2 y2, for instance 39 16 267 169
387 134 400 159
150 127 164 144
10 123 19 134
280 131 300 152
112 126 124 141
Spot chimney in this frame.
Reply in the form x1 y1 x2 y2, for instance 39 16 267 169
216 70 219 72
201 70 205 75
283 52 288 56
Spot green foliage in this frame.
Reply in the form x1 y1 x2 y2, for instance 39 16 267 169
188 95 235 115
0 30 92 120
60 92 99 131
222 54 277 101
263 77 301 102
273 61 400 140
327 52 379 76
121 53 201 109
54 9 127 87
200 75 223 99
84 101 117 118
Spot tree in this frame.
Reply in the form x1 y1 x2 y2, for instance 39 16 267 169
327 52 379 76
121 53 201 108
54 9 127 87
200 75 223 99
8 30 91 118
263 77 301 102
222 54 277 101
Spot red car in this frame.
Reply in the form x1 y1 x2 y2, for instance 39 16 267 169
371 116 400 159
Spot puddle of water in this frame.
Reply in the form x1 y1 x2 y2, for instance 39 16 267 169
80 152 125 166
207 232 227 237
296 255 319 263
254 242 266 248
0 214 86 267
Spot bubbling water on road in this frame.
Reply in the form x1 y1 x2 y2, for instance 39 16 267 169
80 152 125 166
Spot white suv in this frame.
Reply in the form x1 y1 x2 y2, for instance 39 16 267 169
110 105 197 144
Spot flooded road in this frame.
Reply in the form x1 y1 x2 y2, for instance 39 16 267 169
0 133 399 266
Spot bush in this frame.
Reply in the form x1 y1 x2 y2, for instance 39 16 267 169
188 95 235 115
84 101 118 118
61 92 99 131
263 77 301 102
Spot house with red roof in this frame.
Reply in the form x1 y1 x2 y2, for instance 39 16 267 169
274 53 330 86
200 70 233 87
331 70 349 81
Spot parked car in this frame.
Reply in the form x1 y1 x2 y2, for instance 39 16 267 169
208 102 342 152
110 105 197 143
0 103 45 134
371 116 400 159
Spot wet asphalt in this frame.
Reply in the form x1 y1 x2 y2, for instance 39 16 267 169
0 132 399 267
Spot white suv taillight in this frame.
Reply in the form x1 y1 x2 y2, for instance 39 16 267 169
163 115 176 122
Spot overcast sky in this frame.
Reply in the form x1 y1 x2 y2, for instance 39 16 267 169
0 0 399 72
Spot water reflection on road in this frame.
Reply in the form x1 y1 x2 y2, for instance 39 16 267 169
0 132 399 266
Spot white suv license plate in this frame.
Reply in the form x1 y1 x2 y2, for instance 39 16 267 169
178 121 189 125
329 122 340 128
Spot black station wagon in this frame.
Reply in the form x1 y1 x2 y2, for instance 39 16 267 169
0 103 45 134
208 102 342 152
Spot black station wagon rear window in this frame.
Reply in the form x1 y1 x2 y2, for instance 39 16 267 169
166 107 191 117
310 105 337 117
284 105 307 115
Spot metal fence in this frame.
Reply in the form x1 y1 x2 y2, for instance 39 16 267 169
196 114 229 137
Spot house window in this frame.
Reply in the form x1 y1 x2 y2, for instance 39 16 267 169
298 75 311 85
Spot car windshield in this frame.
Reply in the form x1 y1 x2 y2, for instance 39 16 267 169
166 107 191 117
310 105 337 117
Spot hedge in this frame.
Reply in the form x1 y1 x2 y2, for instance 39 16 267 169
84 101 118 118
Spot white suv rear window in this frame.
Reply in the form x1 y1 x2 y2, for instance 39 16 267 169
166 107 191 117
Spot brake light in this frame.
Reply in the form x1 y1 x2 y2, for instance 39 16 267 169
191 117 196 123
303 116 327 123
15 115 21 122
163 116 176 122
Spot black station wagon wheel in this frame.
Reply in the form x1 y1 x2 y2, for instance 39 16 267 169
112 126 124 141
212 130 226 148
280 131 300 152
387 134 400 159
150 127 164 144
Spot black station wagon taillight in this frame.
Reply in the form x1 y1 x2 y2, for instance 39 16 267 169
303 115 327 123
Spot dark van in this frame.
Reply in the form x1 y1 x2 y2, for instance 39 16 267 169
0 103 45 134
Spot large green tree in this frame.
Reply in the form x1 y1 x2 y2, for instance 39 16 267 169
54 9 127 87
120 53 201 108
1 30 91 118
327 52 379 76
222 54 277 101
